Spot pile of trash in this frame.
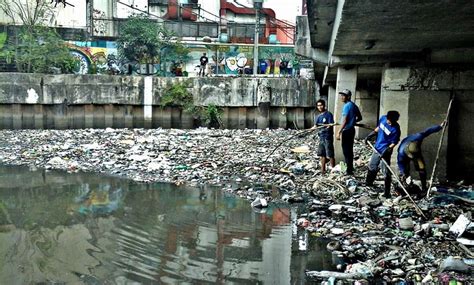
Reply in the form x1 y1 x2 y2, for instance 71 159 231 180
0 128 324 187
300 181 473 284
0 128 472 283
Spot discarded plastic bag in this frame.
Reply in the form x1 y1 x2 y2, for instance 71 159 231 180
251 197 268 208
439 256 471 273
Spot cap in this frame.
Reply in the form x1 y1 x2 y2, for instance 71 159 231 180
338 89 352 97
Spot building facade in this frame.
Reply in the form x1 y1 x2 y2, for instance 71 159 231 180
0 0 299 77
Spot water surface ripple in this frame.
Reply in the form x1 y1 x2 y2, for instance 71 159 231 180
0 165 333 284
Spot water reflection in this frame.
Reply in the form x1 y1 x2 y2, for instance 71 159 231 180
74 183 123 215
0 165 333 284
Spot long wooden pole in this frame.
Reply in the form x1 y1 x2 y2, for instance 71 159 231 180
264 123 337 162
426 97 454 199
367 142 427 219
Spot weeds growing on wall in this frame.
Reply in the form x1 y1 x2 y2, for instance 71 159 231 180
161 82 195 113
202 104 223 129
161 82 223 128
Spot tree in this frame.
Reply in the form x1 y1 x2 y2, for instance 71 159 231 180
0 0 55 28
0 0 76 74
117 14 190 76
117 14 162 65
9 26 77 73
160 40 191 75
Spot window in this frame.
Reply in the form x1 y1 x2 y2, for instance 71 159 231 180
198 23 218 37
229 23 265 39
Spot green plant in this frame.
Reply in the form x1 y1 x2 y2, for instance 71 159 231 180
88 62 98 74
0 32 6 49
0 0 54 28
161 82 194 113
0 32 13 64
63 56 80 73
201 104 223 128
8 26 77 73
161 83 223 128
117 14 190 76
160 41 191 74
117 14 163 65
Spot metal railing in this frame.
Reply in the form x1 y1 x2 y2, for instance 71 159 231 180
91 17 219 38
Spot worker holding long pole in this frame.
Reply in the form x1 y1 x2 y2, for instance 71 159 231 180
366 141 428 219
397 120 447 196
364 111 401 198
311 99 335 174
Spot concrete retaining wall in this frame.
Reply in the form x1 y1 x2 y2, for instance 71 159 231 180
0 73 318 130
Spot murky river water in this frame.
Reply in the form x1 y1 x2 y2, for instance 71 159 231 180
0 165 334 284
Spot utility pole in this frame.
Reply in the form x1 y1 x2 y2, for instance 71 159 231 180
253 0 263 76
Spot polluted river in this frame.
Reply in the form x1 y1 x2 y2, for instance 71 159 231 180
0 128 473 284
0 165 334 284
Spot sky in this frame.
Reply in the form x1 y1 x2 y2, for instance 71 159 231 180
232 0 302 24
263 0 302 24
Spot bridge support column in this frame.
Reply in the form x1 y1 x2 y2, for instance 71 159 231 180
334 67 357 163
354 89 379 139
327 86 336 115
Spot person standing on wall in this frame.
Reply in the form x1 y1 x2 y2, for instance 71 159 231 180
287 60 293 77
311 99 335 174
336 89 362 175
364 111 401 198
279 60 287 76
199 53 208 77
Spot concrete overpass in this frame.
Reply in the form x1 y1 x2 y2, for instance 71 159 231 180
296 0 474 182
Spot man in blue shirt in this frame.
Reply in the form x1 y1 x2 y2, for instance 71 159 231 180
336 89 362 175
364 111 401 198
397 121 445 192
312 99 335 174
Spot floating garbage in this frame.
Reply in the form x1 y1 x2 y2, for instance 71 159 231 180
251 197 268 208
450 214 471 237
399 217 414 230
291 145 310 153
0 128 473 284
439 256 471 273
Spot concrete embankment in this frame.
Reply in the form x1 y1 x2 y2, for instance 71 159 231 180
0 73 318 130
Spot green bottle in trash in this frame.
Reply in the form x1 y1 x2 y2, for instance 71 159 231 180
175 165 188 170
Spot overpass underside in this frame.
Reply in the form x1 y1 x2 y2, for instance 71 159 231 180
296 0 474 182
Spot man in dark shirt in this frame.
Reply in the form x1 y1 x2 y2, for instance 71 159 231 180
199 53 208 77
312 99 335 174
397 121 445 192
365 111 401 198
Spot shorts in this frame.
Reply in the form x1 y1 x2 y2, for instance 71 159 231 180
317 138 334 158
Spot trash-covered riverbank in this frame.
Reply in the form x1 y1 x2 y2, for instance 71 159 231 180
0 128 472 284
0 128 325 187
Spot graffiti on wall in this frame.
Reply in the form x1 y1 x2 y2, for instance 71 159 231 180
66 40 297 77
222 46 252 74
68 41 124 75
258 46 297 76
93 9 108 36
185 44 297 76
